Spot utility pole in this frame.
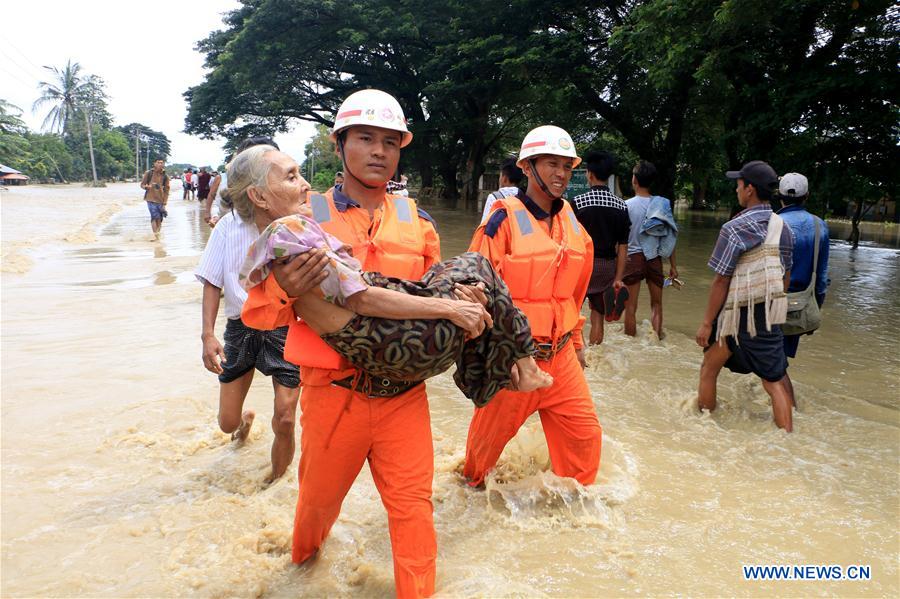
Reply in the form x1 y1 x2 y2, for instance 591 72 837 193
134 126 140 179
145 136 150 171
83 109 98 186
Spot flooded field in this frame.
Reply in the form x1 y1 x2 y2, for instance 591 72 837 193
2 183 898 597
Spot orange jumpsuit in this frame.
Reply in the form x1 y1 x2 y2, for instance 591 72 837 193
242 188 441 598
463 192 602 486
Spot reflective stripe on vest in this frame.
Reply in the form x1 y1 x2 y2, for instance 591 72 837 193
567 209 581 234
513 209 533 236
393 197 412 223
310 193 331 223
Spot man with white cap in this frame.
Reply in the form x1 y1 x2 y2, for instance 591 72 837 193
777 172 830 397
463 125 603 488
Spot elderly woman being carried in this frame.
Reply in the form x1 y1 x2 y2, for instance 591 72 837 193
229 145 553 406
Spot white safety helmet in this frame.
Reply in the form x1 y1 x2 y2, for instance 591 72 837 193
516 125 581 168
330 89 413 148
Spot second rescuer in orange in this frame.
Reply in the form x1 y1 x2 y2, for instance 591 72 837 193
463 125 603 487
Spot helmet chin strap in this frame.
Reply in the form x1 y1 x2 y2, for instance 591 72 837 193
337 134 382 190
529 158 563 201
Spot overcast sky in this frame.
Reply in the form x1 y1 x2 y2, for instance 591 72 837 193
1 0 315 167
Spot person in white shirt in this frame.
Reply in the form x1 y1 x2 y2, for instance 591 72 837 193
622 160 678 339
204 167 227 227
481 158 524 222
194 136 317 483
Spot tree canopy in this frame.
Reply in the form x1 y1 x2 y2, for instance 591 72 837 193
0 56 175 184
185 0 898 213
116 123 172 165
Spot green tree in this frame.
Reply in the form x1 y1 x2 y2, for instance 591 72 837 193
33 60 102 185
0 98 75 182
311 171 337 191
185 0 564 208
0 99 28 135
682 0 899 221
300 124 342 184
185 0 898 213
91 129 133 179
508 0 898 208
508 0 726 202
116 123 172 177
0 100 33 169
26 133 73 182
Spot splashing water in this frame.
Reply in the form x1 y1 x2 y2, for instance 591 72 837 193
2 184 897 597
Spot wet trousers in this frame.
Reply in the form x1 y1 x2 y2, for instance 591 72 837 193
292 382 436 598
463 341 602 486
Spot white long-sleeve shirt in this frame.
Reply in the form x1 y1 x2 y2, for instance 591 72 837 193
194 211 260 319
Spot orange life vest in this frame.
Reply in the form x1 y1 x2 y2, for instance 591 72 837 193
307 189 429 279
494 196 588 340
284 189 432 372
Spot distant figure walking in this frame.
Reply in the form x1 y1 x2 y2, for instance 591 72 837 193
197 167 212 203
776 172 830 400
141 158 169 239
183 168 193 201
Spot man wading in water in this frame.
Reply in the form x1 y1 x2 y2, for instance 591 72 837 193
195 137 304 482
141 159 169 239
463 125 603 488
695 161 796 431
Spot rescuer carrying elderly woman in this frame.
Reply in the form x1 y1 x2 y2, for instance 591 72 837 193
239 89 499 598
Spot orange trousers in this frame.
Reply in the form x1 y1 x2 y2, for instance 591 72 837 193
292 382 436 598
463 341 602 486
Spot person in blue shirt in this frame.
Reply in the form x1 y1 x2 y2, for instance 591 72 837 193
776 172 830 399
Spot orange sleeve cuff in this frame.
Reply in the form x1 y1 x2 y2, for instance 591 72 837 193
572 315 586 349
265 274 297 305
241 275 296 330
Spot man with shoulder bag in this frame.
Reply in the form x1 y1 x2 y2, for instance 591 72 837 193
777 172 830 400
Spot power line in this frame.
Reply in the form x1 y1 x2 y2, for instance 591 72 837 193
5 38 45 75
0 46 43 86
0 63 37 92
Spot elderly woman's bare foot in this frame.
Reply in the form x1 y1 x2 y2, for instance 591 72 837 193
511 358 553 392
232 410 255 441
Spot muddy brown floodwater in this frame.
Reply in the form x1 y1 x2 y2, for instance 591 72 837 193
2 183 898 597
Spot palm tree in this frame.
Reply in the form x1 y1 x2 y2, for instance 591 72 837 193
0 99 28 134
32 59 99 185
